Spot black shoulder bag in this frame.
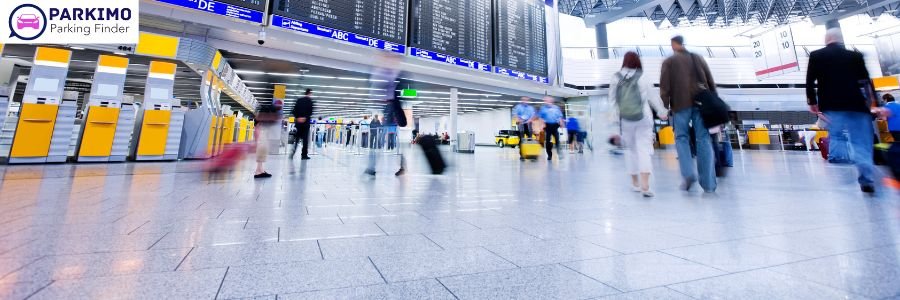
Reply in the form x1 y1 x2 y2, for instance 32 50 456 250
689 54 730 128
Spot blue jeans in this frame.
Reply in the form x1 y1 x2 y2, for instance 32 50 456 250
674 107 717 191
823 111 876 186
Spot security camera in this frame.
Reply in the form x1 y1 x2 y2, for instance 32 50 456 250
257 28 267 46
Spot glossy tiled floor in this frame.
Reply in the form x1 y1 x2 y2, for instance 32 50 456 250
0 145 898 300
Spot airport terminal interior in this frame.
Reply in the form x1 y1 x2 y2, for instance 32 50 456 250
1 0 900 299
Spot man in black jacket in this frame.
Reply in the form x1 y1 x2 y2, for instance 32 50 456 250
806 29 878 194
291 89 314 160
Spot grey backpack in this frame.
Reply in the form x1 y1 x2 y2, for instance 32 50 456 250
615 70 644 121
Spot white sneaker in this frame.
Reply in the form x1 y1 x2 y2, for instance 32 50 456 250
642 190 655 197
631 186 642 192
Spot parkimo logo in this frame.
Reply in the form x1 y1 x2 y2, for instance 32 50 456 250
1 0 139 44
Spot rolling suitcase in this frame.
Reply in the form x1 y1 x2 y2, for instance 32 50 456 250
520 138 542 160
816 137 829 160
418 135 446 174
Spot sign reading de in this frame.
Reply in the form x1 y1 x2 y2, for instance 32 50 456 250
1 0 139 44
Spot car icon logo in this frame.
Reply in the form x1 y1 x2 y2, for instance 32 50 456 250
16 14 40 30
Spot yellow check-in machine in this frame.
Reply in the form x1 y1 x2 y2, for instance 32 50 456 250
220 105 236 146
179 72 222 159
76 55 132 162
130 61 185 161
9 47 77 164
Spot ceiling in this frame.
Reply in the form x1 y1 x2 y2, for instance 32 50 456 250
221 51 527 118
1 44 250 115
560 0 900 27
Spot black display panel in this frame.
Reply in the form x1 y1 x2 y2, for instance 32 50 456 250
271 0 407 44
218 0 268 12
494 0 548 77
409 0 492 64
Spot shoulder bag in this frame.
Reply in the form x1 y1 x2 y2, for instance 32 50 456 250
689 54 731 128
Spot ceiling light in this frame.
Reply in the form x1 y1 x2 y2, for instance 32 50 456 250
235 70 266 74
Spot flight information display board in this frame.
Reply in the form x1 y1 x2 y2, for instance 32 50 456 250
409 0 493 65
271 0 407 44
493 0 548 79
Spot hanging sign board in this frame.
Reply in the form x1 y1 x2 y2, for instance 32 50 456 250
751 27 800 80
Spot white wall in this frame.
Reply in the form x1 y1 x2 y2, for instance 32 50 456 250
418 109 513 146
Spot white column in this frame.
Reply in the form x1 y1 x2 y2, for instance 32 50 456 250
450 88 459 152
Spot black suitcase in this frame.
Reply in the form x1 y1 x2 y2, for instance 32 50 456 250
418 135 446 174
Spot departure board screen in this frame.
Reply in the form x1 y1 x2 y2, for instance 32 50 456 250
218 0 268 12
409 0 492 65
271 0 407 44
494 0 548 77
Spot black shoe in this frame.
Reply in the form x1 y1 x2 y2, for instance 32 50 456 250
861 185 876 194
395 169 406 176
254 172 272 179
301 156 311 160
364 169 376 176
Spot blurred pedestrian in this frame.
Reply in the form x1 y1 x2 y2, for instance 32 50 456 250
660 35 717 192
539 96 564 160
290 89 314 160
610 51 669 197
365 54 408 176
513 97 537 160
566 116 581 154
254 101 282 178
806 28 879 194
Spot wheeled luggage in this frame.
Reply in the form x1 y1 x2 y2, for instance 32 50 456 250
520 138 542 160
418 135 446 174
817 137 829 160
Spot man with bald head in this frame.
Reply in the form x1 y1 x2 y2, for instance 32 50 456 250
806 28 879 194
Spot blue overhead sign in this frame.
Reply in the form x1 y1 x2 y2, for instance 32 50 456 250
155 0 265 24
270 15 406 54
410 48 492 73
495 67 550 84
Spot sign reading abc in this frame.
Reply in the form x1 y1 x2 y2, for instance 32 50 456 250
1 0 139 44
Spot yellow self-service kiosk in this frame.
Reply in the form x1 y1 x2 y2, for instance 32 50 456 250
221 106 236 146
9 47 75 164
238 116 251 143
131 61 184 161
76 55 131 162
180 72 222 159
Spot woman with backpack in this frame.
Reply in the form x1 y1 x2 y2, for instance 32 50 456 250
608 52 669 197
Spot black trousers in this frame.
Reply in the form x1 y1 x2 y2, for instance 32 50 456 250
545 123 561 158
292 122 311 158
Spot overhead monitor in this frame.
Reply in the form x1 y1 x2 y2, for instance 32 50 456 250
493 0 548 78
271 0 408 44
751 27 800 80
409 0 492 65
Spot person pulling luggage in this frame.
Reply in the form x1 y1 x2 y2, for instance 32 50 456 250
513 97 537 160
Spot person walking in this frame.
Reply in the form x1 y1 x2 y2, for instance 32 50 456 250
660 35 718 192
360 116 371 148
364 53 408 177
610 52 669 197
539 96 564 160
566 116 581 154
883 94 898 139
254 102 282 179
513 97 536 160
806 29 879 194
290 89 314 160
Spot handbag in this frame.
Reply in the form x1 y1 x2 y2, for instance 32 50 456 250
689 54 731 128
